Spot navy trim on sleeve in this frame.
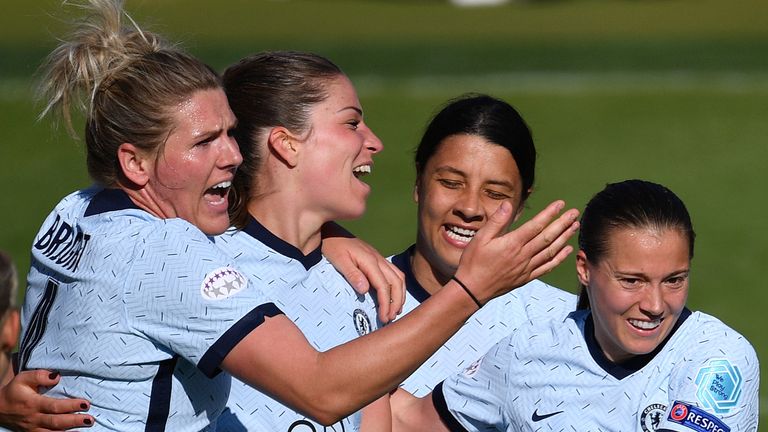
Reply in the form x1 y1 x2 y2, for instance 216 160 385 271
391 245 431 303
145 356 179 432
432 382 470 432
198 302 283 378
242 216 322 270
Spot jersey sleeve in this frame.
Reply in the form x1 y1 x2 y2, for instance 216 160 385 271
124 221 282 377
658 316 760 432
434 334 514 431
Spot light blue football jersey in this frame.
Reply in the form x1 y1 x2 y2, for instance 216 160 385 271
214 217 381 432
19 188 280 431
436 309 760 432
390 246 577 397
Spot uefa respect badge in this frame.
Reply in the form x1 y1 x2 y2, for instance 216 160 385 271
694 359 742 414
658 401 730 432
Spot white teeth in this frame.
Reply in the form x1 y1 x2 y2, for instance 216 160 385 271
353 165 372 176
629 319 660 330
211 181 232 190
446 225 477 243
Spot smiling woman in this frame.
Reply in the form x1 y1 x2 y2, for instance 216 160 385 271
5 1 581 429
394 180 760 432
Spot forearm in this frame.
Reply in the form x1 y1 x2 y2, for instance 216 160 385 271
224 280 476 424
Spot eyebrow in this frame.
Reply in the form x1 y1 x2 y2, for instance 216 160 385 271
434 166 517 189
337 106 363 116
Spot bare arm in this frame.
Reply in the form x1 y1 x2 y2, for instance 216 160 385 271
360 394 393 432
321 222 405 322
0 370 94 431
391 388 447 432
223 200 579 424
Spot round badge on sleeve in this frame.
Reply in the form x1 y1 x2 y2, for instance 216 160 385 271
353 309 372 336
200 266 247 300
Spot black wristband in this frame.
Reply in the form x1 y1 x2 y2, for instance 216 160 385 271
451 275 482 309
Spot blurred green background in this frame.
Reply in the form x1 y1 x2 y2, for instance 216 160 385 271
1 0 765 420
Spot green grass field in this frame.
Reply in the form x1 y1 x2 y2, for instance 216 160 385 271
1 0 765 422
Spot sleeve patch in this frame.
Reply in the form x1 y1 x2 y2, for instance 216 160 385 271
659 401 730 432
694 359 742 414
200 266 247 300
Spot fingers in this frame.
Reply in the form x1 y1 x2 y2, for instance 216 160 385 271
15 369 61 387
38 412 95 430
470 201 514 245
454 200 578 304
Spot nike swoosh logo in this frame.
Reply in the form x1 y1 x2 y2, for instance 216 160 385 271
531 409 564 422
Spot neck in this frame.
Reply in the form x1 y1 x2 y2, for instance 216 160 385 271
247 189 324 255
409 247 453 296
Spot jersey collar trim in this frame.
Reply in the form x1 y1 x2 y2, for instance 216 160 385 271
585 307 692 379
391 245 431 303
84 188 140 216
241 215 322 270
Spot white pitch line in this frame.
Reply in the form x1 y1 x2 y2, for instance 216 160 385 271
353 71 768 97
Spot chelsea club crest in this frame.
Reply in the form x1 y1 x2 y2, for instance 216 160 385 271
353 309 372 336
640 403 666 432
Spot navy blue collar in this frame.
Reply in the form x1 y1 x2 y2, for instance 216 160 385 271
84 188 140 217
242 216 322 270
585 307 692 380
391 245 431 304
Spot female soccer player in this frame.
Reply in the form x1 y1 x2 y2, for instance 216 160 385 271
395 179 760 431
389 95 577 399
16 1 579 429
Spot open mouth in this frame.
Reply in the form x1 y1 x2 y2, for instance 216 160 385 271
445 225 477 243
205 180 232 205
628 318 661 331
353 164 372 179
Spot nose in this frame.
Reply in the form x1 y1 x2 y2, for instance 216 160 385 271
639 284 664 317
453 189 483 223
363 125 384 154
220 135 243 169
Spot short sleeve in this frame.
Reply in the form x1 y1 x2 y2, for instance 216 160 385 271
435 334 514 431
124 221 281 377
658 317 760 432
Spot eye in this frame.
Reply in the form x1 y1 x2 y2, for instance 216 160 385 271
485 190 511 200
664 275 688 289
346 120 360 130
437 179 462 189
618 277 643 289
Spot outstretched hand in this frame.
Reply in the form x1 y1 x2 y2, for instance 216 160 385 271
454 200 579 305
0 370 94 431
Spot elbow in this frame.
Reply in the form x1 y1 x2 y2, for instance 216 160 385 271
300 392 360 426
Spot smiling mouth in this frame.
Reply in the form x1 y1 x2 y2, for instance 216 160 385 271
353 164 372 178
205 181 232 205
628 318 661 330
445 225 477 243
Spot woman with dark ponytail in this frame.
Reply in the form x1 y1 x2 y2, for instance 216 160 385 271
396 180 759 432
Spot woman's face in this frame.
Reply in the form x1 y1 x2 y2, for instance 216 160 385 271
414 135 525 280
577 227 690 363
298 75 383 221
146 88 241 235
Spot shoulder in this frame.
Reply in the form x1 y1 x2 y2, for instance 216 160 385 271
676 311 758 360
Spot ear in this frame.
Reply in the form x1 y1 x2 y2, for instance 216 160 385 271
0 309 20 352
575 250 590 286
412 178 421 203
117 143 151 187
267 127 300 168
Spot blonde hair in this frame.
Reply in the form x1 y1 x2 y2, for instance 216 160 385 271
38 0 222 186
